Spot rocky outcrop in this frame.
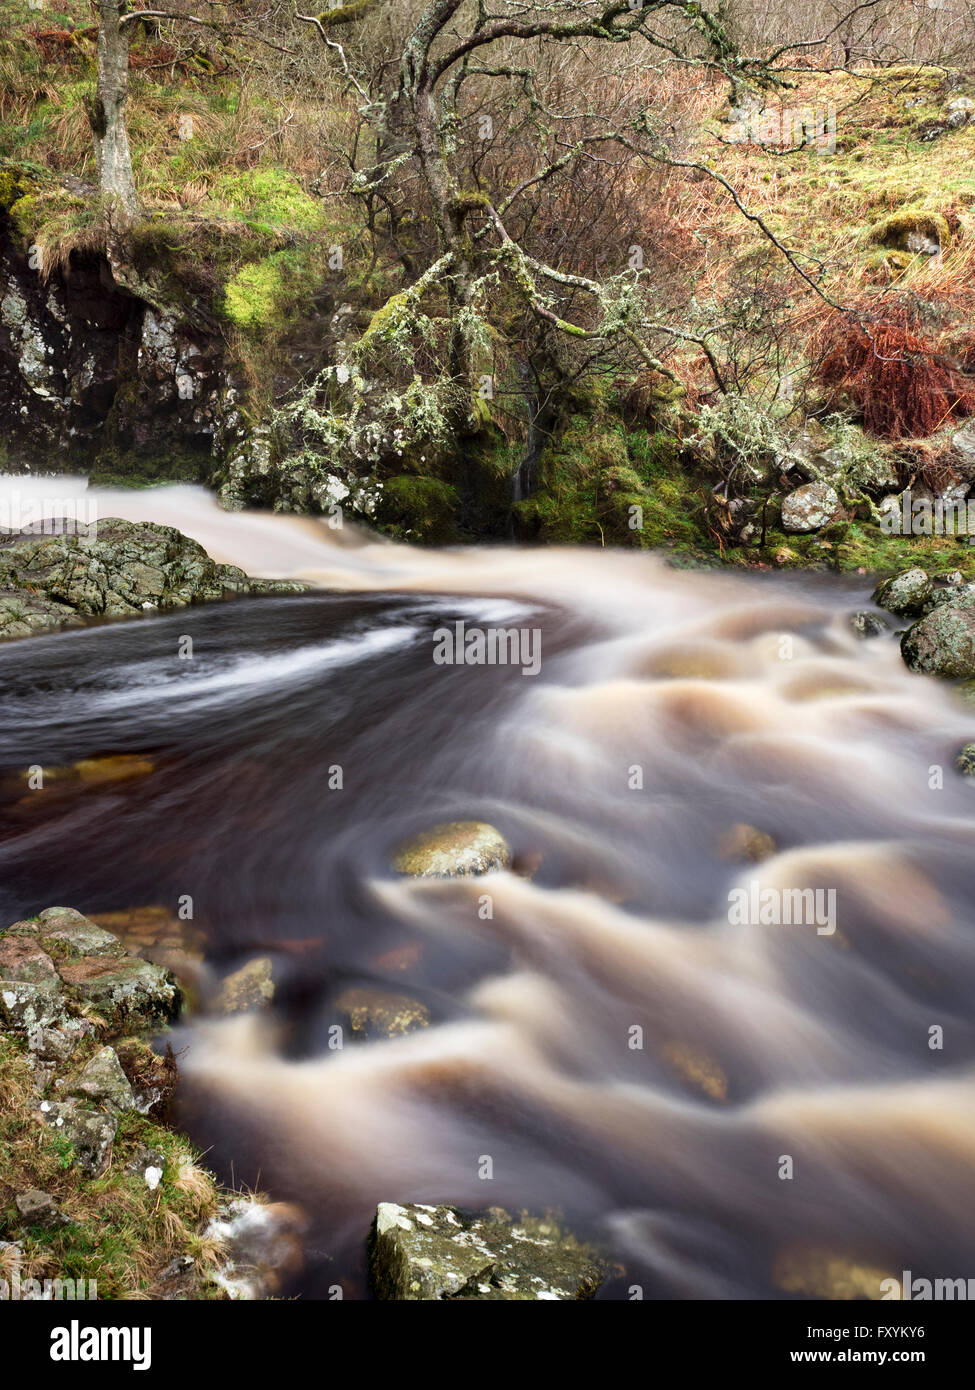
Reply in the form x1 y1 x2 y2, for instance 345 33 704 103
0 905 302 1299
369 1203 605 1300
0 906 180 1034
0 518 305 641
0 228 227 478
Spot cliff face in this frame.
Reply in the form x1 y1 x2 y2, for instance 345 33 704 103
0 226 230 482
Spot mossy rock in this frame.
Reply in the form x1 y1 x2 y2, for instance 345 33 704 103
868 208 950 252
0 165 36 215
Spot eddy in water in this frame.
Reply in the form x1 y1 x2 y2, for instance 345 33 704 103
1 476 974 1301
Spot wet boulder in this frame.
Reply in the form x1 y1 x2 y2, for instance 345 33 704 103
334 986 430 1040
393 821 511 877
369 1203 604 1300
215 957 275 1015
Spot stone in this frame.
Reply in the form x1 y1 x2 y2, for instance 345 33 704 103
370 1203 604 1300
37 908 128 961
0 981 66 1031
955 743 975 777
951 419 975 476
0 934 59 987
26 1024 78 1062
57 955 181 1033
773 1246 893 1300
781 483 840 533
41 1102 117 1176
14 1189 65 1229
335 986 430 1040
901 588 975 678
65 1046 136 1113
872 568 933 617
716 823 777 863
215 957 275 1015
849 610 888 638
660 1040 729 1102
393 820 511 877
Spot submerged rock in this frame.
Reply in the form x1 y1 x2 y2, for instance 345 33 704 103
660 1040 728 1102
370 1203 605 1300
773 1246 893 1300
716 823 777 864
215 957 275 1015
849 611 888 639
334 985 430 1040
873 567 933 617
393 820 511 877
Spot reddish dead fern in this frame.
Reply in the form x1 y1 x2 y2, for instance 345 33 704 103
817 297 975 440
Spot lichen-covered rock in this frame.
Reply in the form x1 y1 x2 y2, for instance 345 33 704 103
873 567 934 617
0 520 308 643
370 1203 604 1300
65 1046 137 1114
0 980 66 1031
334 986 430 1040
57 954 181 1033
215 957 275 1015
14 1189 66 1229
393 821 511 878
781 483 841 533
40 1101 117 1177
37 907 128 961
901 587 975 678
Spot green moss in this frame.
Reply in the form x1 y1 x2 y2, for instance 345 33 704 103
208 167 328 234
376 475 460 544
0 164 35 213
868 208 950 250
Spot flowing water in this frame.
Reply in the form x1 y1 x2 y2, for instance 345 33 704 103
2 477 975 1299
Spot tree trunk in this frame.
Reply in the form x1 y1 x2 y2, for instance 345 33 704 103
90 1 139 222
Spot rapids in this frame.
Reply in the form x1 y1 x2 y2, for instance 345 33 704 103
1 475 974 1298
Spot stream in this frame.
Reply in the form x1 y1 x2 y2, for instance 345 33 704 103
2 478 974 1298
